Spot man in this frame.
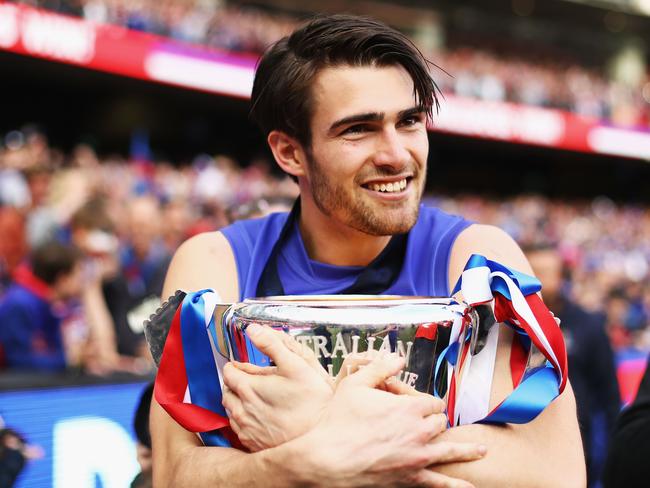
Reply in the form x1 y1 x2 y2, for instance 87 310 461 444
526 244 620 487
0 242 82 370
151 15 585 487
69 199 148 373
121 195 170 303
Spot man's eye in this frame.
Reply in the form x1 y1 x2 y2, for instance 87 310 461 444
342 124 370 135
400 116 422 127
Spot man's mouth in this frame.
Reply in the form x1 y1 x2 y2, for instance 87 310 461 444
362 177 411 193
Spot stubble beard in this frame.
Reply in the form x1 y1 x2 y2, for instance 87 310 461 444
307 154 423 236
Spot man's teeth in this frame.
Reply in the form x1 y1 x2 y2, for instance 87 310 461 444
370 179 407 193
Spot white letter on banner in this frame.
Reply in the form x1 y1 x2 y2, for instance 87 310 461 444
53 417 139 488
0 4 19 48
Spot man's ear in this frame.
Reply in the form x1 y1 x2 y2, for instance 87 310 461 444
267 130 309 179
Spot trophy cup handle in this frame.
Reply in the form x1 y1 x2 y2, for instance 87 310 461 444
470 303 497 356
143 290 238 366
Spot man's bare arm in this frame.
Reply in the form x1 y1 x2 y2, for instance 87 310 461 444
431 224 586 488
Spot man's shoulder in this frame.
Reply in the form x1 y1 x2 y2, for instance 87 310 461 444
162 231 239 302
162 211 290 301
220 212 289 248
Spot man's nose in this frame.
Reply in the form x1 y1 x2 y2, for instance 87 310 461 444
372 128 410 170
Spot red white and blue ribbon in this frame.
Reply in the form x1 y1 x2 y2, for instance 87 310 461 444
442 254 568 426
154 289 248 448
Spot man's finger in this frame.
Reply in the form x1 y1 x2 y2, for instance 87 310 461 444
382 378 446 415
414 395 447 417
245 324 305 370
383 376 422 396
222 361 259 399
222 389 243 421
412 469 476 488
339 354 405 388
334 353 372 388
424 441 487 465
422 412 448 439
231 361 278 376
281 334 333 385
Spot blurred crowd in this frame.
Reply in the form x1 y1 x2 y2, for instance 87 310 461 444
435 47 650 127
0 126 649 378
0 127 297 375
15 0 650 127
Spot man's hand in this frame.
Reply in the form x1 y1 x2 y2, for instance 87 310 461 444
222 324 334 451
295 355 486 488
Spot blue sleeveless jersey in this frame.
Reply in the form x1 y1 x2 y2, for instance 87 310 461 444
221 205 472 300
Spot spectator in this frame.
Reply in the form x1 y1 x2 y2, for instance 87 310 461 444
0 419 42 488
0 242 83 371
120 195 170 303
131 382 154 488
527 243 620 487
160 199 192 255
23 165 59 248
69 199 142 367
0 207 27 296
603 355 650 487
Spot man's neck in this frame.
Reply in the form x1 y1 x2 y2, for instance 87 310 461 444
298 199 391 267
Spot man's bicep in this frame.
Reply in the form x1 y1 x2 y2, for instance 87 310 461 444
448 224 533 292
161 232 239 302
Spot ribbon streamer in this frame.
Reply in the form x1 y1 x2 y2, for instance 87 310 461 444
445 254 568 426
154 289 245 448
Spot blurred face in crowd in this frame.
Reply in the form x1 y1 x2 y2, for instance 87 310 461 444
298 64 428 236
527 248 563 300
53 262 84 301
128 197 162 259
162 200 190 249
26 170 51 207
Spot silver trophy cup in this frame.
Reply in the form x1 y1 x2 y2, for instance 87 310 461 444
145 293 501 404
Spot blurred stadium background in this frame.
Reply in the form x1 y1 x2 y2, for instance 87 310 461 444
0 0 649 486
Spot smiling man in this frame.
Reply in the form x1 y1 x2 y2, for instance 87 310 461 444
151 15 585 488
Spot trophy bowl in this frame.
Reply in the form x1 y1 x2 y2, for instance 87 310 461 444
145 292 508 424
211 295 479 400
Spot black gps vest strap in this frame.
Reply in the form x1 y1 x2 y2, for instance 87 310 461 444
255 198 408 297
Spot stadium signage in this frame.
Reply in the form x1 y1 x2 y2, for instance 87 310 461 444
0 3 94 63
1 3 648 160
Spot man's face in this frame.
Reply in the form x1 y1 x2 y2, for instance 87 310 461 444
303 64 429 236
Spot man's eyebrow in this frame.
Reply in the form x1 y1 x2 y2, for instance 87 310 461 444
397 106 426 119
327 107 425 135
328 112 384 134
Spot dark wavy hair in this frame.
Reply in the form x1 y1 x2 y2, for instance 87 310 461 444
250 14 440 148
